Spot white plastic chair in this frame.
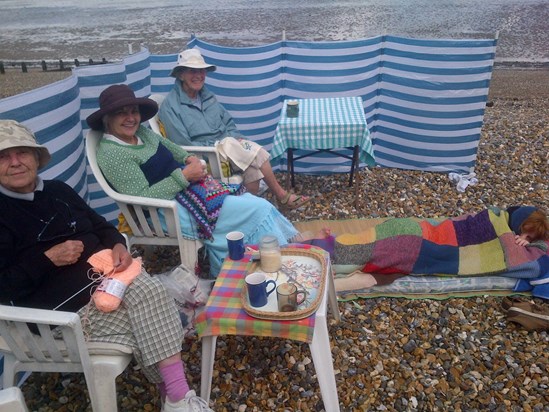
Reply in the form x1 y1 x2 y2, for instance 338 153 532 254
148 94 242 185
147 94 168 136
86 129 203 271
0 387 28 412
0 305 133 412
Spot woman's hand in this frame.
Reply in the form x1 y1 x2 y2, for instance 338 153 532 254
44 240 84 266
112 243 133 271
182 158 207 182
185 155 200 165
514 234 530 247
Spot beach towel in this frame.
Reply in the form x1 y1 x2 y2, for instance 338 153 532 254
333 208 549 279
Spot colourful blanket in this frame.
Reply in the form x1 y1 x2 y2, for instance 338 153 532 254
333 208 549 279
175 175 245 240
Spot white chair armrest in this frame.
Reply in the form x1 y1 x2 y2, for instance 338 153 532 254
111 192 175 209
181 145 225 181
0 305 80 326
181 146 218 154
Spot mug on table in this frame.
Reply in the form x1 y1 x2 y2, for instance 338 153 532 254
276 282 306 312
226 231 245 260
245 272 276 307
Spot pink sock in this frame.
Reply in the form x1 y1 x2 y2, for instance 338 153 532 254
159 361 190 403
157 382 167 400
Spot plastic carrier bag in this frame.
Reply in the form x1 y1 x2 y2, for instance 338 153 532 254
156 264 214 336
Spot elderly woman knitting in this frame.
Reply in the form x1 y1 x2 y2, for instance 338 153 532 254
87 84 319 277
0 120 212 412
158 48 311 210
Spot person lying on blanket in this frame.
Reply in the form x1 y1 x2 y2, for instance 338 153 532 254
508 206 549 246
332 206 549 292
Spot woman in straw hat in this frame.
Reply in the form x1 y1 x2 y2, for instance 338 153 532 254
0 120 214 411
87 84 329 278
158 48 311 210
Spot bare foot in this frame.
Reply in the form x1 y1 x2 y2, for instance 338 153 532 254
293 228 332 242
334 270 377 292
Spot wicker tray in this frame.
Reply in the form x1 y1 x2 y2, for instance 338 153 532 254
241 248 327 320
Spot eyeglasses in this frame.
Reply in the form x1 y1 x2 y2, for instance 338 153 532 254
36 199 77 243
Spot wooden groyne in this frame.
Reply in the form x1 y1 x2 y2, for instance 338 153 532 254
0 58 111 74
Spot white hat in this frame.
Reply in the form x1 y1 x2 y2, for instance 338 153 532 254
170 49 216 77
0 120 51 169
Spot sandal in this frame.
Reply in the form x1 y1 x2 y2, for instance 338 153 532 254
501 296 538 314
278 192 311 210
507 306 549 331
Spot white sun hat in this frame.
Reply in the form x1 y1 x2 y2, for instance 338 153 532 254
170 49 217 77
0 120 51 169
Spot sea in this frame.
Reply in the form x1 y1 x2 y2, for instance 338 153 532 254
0 0 548 64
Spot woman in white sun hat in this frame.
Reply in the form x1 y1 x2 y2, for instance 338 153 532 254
158 48 311 210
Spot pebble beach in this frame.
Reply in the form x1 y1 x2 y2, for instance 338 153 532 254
1 67 549 411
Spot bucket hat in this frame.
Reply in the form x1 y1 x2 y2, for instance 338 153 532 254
0 120 51 169
170 49 216 77
86 84 158 131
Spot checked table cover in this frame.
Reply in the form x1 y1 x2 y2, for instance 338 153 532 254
196 243 330 343
271 96 375 167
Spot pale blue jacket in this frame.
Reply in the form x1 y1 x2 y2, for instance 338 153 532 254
158 80 243 146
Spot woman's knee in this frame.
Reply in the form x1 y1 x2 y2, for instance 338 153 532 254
125 272 169 303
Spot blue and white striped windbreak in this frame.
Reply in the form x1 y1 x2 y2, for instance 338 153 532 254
181 35 496 173
0 35 496 224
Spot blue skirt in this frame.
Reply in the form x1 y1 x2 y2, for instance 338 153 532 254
175 193 297 276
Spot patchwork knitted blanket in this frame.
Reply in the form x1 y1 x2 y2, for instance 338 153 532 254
176 176 246 240
334 208 549 278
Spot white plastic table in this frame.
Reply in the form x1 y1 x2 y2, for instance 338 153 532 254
196 245 342 411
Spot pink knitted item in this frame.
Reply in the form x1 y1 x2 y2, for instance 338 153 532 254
88 249 142 312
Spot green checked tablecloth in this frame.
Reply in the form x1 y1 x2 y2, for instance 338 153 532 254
271 96 375 166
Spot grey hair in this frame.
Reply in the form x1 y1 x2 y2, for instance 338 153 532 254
174 67 186 77
33 148 41 162
101 115 110 133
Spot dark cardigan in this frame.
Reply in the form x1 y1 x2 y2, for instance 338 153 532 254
0 180 125 311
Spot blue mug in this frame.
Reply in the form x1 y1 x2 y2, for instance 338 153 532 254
226 231 245 260
245 272 277 307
